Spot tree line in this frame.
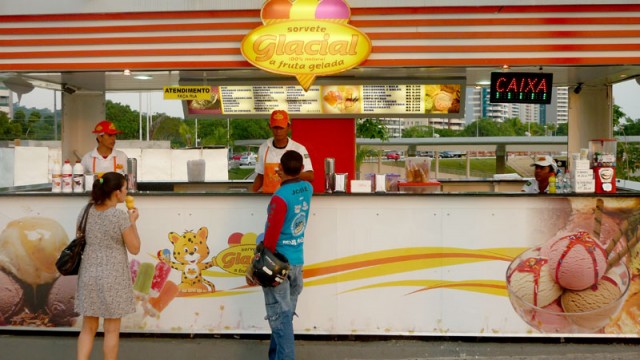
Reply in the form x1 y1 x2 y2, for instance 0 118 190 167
2 100 639 146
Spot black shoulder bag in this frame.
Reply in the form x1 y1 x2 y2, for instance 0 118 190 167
55 203 92 276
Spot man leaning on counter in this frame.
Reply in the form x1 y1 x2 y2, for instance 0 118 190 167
521 155 558 194
252 110 314 193
80 120 129 177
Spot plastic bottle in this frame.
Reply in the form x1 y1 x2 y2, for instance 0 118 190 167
548 172 557 194
556 169 564 193
51 162 62 193
61 160 73 193
72 161 85 193
563 170 572 193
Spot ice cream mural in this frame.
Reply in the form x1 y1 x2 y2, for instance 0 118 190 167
241 0 372 91
506 198 640 333
2 196 640 335
0 217 78 327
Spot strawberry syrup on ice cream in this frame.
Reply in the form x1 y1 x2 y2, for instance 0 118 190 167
553 231 607 290
509 257 548 307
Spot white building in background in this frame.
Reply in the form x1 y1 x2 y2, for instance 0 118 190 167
387 116 465 138
0 85 12 118
545 86 569 125
378 118 403 138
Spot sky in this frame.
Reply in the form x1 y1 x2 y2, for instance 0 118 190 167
12 78 640 122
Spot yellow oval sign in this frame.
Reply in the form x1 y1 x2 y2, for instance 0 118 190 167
241 20 372 88
215 244 256 275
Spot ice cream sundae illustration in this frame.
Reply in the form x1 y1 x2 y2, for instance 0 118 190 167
506 199 639 333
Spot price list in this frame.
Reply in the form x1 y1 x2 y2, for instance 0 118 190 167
361 85 424 114
252 85 287 113
285 86 322 113
405 85 422 112
219 86 255 114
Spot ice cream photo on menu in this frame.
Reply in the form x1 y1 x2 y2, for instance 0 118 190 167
322 85 361 114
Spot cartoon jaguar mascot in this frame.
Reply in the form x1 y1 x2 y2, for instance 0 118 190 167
160 227 216 293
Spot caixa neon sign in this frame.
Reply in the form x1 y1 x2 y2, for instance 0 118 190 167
490 72 553 104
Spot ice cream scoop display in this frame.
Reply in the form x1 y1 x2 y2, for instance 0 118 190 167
507 256 562 308
46 275 79 326
0 217 69 286
507 247 630 333
0 270 25 325
546 231 608 291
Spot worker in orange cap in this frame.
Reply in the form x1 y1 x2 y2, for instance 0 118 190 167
80 120 129 177
252 110 314 193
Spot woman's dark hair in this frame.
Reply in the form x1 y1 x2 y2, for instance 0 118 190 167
91 172 126 204
280 150 303 176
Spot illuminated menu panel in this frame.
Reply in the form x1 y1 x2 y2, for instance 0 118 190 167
185 84 462 117
360 85 422 114
284 86 322 114
489 72 553 104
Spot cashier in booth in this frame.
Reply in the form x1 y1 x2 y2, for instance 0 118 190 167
80 120 129 177
252 110 314 193
521 155 558 194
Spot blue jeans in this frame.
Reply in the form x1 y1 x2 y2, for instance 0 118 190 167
262 265 303 360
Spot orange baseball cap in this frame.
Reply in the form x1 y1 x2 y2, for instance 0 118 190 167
92 120 122 135
269 110 290 128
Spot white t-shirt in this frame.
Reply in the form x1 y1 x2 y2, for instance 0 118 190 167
255 137 313 175
81 148 129 176
521 178 548 193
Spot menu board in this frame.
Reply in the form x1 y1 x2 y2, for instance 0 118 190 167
184 84 462 118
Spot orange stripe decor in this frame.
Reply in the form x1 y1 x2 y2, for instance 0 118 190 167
1 4 639 72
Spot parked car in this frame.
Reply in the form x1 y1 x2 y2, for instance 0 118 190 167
232 152 255 162
385 151 401 160
239 154 257 166
417 151 434 157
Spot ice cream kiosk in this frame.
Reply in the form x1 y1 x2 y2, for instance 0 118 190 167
590 139 617 193
5 0 640 341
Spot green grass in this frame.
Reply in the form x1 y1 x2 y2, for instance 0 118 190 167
438 158 517 177
228 167 254 180
233 158 516 180
381 158 516 178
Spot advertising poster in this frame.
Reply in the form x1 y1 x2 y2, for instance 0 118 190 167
184 86 222 115
1 195 638 337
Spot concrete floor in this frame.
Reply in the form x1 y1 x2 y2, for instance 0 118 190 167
2 333 640 360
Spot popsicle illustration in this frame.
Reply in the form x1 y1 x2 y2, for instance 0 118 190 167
125 195 135 210
129 258 141 284
150 261 171 297
146 280 179 318
133 262 154 296
157 248 171 263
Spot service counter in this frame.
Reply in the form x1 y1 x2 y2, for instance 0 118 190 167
1 189 639 337
135 178 529 193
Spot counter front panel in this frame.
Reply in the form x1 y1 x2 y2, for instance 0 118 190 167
0 194 638 337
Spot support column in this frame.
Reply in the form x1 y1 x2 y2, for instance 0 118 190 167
496 144 506 174
61 92 105 163
568 85 612 155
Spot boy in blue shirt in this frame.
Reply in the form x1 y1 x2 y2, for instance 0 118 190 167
248 150 313 360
